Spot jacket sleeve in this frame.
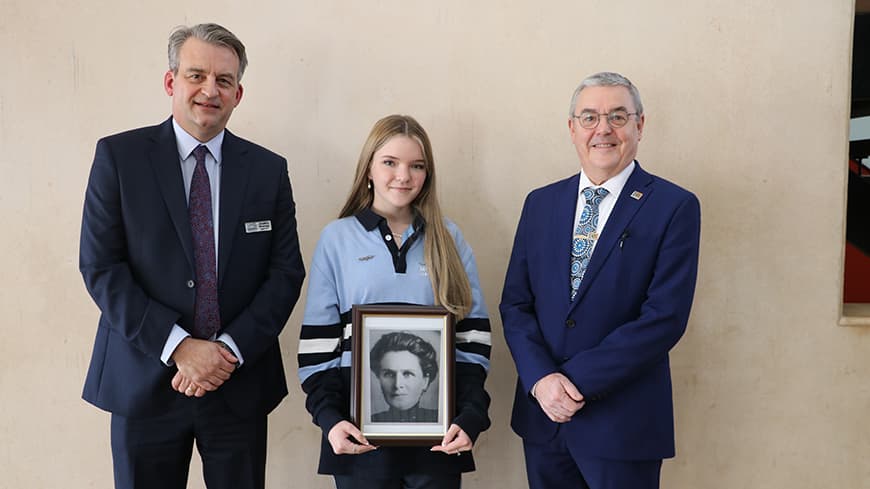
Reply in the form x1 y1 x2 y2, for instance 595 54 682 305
499 193 561 393
79 138 180 359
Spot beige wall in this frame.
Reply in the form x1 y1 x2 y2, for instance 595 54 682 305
2 1 867 487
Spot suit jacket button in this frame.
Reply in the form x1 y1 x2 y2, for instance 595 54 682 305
187 280 195 289
566 319 575 328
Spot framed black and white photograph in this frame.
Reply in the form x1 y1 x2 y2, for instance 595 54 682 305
351 305 455 446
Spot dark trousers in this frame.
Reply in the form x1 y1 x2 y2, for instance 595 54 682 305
523 433 661 489
333 472 461 489
110 395 267 489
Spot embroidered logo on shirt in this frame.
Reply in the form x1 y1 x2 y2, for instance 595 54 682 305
358 255 375 261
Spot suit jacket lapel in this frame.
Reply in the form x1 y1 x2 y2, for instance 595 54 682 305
568 163 654 310
217 130 251 286
149 118 196 271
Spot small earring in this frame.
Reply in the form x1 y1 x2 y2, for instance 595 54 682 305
367 180 372 190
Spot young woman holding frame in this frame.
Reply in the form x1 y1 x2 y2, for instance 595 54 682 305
297 114 492 489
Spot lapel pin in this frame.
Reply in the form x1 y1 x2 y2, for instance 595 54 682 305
630 190 643 200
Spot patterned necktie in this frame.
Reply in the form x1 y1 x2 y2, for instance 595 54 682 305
570 187 609 301
189 145 220 339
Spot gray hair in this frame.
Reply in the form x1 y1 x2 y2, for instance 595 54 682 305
568 72 643 117
168 23 248 81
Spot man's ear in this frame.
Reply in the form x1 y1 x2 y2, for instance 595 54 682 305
164 70 175 96
233 83 244 107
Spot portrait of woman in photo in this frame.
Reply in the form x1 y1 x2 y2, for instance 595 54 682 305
297 114 492 489
370 331 439 423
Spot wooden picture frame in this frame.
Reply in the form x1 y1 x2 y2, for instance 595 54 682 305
351 304 455 446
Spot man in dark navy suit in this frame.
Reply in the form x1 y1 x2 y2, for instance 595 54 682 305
79 23 304 489
500 72 700 489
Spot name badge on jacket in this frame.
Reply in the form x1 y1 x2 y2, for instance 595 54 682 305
245 220 272 233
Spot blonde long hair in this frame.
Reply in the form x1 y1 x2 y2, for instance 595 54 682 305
339 115 472 319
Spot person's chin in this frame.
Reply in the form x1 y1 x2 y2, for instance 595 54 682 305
389 398 414 410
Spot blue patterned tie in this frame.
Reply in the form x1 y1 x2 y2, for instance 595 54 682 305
570 187 609 301
189 145 220 339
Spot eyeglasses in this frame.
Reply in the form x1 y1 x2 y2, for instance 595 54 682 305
572 110 638 129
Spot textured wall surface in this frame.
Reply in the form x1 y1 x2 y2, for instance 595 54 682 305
1 1 867 487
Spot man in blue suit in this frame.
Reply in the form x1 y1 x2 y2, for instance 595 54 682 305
500 72 700 489
79 23 305 489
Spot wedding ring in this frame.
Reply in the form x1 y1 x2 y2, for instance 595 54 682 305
352 445 357 454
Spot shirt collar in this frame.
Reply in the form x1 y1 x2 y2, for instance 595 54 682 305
579 160 636 197
172 118 224 164
355 208 426 234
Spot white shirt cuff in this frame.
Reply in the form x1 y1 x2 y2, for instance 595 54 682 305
161 325 191 366
217 333 244 365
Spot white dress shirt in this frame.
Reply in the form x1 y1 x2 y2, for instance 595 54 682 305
160 119 243 366
572 161 636 258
